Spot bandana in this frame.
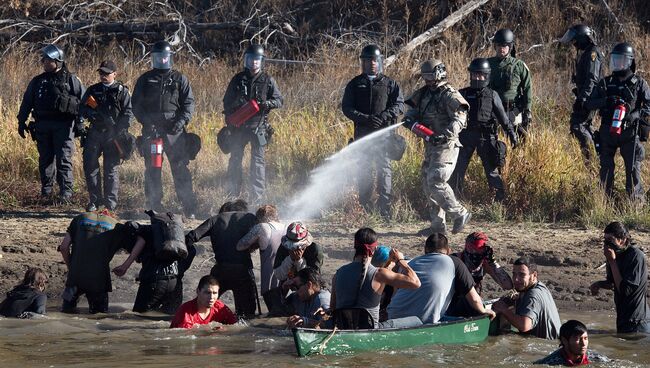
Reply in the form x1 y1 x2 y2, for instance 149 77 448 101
465 232 488 252
354 241 378 257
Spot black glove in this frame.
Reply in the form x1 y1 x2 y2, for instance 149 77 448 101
18 121 28 139
430 134 448 145
259 100 273 111
607 95 625 107
402 116 415 129
168 120 185 135
507 130 519 148
73 122 87 138
626 110 641 122
370 115 384 129
484 245 495 264
522 109 532 129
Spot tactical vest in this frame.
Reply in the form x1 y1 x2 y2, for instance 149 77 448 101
461 87 494 129
600 75 640 122
413 83 458 134
87 82 127 127
348 74 391 116
33 69 80 120
234 71 271 105
137 70 184 118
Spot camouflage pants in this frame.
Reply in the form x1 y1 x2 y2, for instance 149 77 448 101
421 142 468 232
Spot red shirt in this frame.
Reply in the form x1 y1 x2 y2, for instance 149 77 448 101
170 299 238 328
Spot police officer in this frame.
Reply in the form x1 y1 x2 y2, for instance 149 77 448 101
132 41 198 218
560 24 604 162
341 44 404 219
488 29 532 140
79 61 133 211
17 44 85 203
223 44 283 205
586 43 650 201
403 60 471 235
450 58 518 202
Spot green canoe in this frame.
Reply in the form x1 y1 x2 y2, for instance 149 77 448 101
292 315 490 357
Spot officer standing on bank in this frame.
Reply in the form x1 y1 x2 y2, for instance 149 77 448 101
402 60 471 235
17 44 85 203
450 58 518 202
488 29 532 140
132 41 198 218
79 60 133 212
585 42 650 201
560 24 604 162
341 44 404 220
222 44 283 205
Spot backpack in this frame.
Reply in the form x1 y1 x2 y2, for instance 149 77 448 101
146 210 188 261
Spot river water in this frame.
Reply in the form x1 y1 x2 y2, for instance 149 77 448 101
1 309 648 367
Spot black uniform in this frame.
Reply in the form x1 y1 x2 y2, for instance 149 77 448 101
341 74 404 218
186 211 258 318
450 86 516 201
223 71 283 204
586 72 650 200
79 82 133 209
570 45 604 160
132 69 197 215
17 66 85 199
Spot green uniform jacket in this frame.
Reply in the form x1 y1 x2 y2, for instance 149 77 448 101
488 55 532 112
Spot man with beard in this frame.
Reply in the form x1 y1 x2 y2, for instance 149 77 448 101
492 257 561 339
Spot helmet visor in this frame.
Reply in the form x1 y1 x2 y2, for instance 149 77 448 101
559 29 576 44
360 56 383 75
152 51 173 69
244 54 264 71
610 54 632 72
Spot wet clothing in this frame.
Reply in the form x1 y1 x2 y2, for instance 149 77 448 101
534 349 610 366
488 55 532 136
451 86 516 201
606 246 650 333
387 253 454 324
405 83 469 232
17 67 85 197
223 71 283 204
515 282 561 339
170 299 238 328
335 262 381 326
570 45 604 161
0 285 47 317
79 81 133 209
132 68 197 213
132 224 180 314
273 242 324 282
342 73 404 217
446 255 479 317
236 221 284 294
287 289 331 327
186 211 258 317
62 288 109 314
586 72 650 201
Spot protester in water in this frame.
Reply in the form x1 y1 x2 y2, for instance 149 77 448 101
236 204 284 313
186 199 258 318
170 275 237 329
452 232 512 294
535 320 610 366
331 227 420 329
492 257 561 339
59 210 145 314
0 267 48 318
286 267 331 328
590 221 650 333
265 221 324 316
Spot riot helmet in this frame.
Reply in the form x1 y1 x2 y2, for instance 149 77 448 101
493 29 516 58
244 44 265 73
40 44 64 62
421 59 447 84
610 42 635 73
559 24 596 50
151 41 174 70
359 44 383 75
468 58 490 89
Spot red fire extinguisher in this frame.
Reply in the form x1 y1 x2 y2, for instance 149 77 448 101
226 100 260 127
610 103 626 136
150 137 163 168
410 123 436 141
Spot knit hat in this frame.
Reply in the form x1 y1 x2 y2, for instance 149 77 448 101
282 221 313 250
371 245 391 267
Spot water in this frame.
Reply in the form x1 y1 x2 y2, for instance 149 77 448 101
1 310 648 367
285 124 403 220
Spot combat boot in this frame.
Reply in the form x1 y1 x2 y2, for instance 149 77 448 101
452 212 472 234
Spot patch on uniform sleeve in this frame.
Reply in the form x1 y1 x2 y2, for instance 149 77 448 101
591 51 597 62
447 89 469 111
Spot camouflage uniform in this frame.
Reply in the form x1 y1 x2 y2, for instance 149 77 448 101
405 82 469 233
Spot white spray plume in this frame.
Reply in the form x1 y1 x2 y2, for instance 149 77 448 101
285 123 404 220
